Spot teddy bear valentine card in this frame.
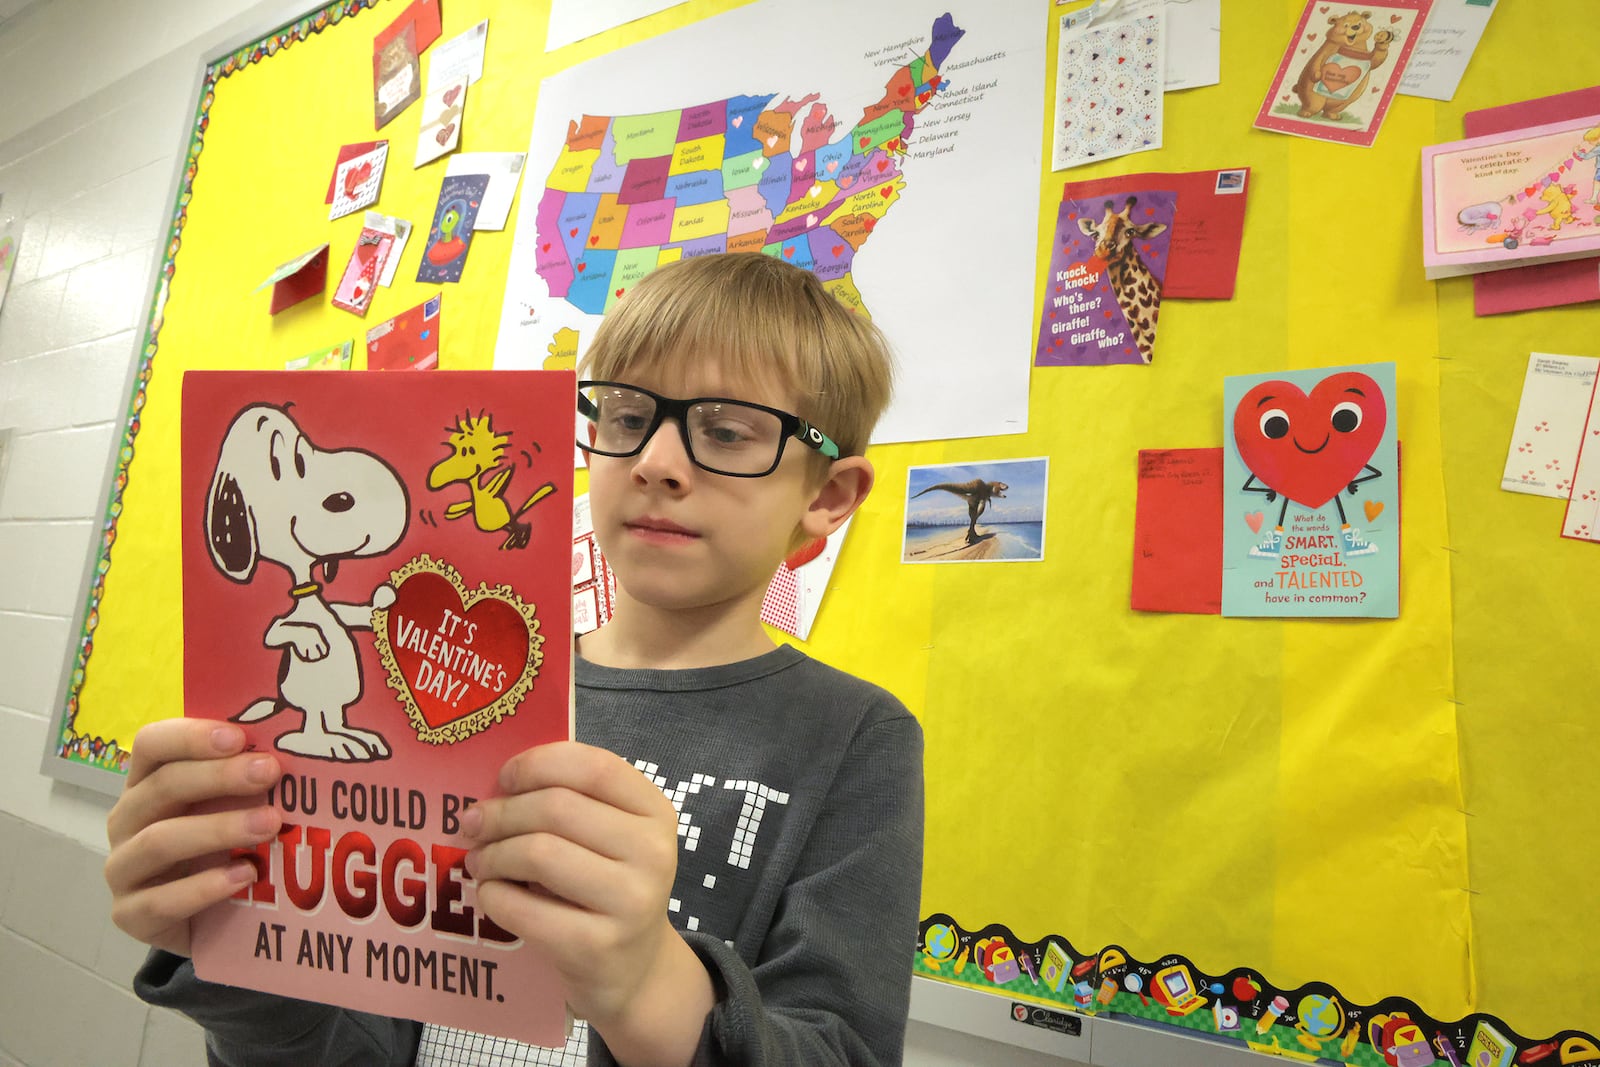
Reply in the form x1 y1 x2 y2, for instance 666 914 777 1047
180 369 576 1046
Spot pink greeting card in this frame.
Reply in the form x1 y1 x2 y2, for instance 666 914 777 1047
1254 1 1433 147
332 227 396 316
1421 114 1600 279
181 369 576 1046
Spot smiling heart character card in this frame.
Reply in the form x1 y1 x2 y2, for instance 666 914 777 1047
180 369 575 1046
1222 362 1399 617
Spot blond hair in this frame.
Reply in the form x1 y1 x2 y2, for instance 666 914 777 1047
578 253 895 461
1586 125 1600 144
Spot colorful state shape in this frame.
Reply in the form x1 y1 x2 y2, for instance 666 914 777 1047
670 199 731 244
586 126 625 193
726 186 775 238
567 248 618 315
534 187 575 296
794 102 837 155
767 235 814 271
807 227 854 282
725 94 777 157
815 139 852 183
664 169 725 207
605 246 661 312
773 179 838 229
670 136 727 176
548 146 600 193
618 154 672 205
828 212 877 251
618 198 676 247
565 114 609 152
826 178 900 225
822 273 867 316
671 235 728 259
753 109 795 157
756 153 793 217
545 326 580 369
678 101 727 141
722 149 767 191
557 191 601 266
586 193 629 251
849 108 909 157
612 110 683 165
727 229 769 254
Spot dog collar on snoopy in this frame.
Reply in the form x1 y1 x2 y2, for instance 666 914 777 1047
289 581 321 599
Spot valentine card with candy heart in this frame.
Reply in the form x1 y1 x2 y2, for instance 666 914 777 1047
1254 0 1432 148
180 369 575 1047
1222 362 1399 618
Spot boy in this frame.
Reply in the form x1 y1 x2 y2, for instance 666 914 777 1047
104 252 924 1067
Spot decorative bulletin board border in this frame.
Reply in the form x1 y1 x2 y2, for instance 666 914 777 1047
50 0 379 776
917 913 1600 1066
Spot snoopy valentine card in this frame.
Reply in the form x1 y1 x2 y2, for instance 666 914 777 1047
1221 362 1399 618
180 369 576 1046
1254 1 1432 148
1037 190 1175 366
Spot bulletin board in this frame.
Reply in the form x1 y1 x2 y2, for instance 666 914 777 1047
41 0 1600 1060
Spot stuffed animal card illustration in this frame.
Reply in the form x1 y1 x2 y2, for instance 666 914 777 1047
1421 115 1600 279
1038 190 1175 366
180 369 576 1046
417 173 488 284
1222 362 1399 618
1254 1 1432 147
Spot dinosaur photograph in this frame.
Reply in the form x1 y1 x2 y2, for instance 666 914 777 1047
902 459 1049 564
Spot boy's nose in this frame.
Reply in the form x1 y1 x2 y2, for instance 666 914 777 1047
630 417 693 488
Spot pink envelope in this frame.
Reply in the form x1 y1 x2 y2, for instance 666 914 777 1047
1466 86 1600 316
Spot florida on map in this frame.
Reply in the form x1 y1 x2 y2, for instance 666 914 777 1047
531 13 965 318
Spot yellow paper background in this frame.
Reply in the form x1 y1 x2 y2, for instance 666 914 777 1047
60 0 1598 1041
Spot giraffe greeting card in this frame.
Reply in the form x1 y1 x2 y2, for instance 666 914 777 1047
1037 190 1175 366
180 369 575 1046
1221 362 1400 618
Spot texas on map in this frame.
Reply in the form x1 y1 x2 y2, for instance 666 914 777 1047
532 13 965 319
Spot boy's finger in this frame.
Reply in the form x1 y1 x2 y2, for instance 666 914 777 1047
105 804 281 895
498 742 668 817
124 719 247 789
465 787 635 861
106 752 280 850
110 860 261 949
469 835 631 917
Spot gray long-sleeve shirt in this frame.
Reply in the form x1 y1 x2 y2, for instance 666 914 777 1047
136 646 925 1067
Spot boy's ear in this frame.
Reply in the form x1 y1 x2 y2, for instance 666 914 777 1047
799 455 875 541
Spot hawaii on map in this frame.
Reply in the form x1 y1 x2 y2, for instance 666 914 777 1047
531 14 965 319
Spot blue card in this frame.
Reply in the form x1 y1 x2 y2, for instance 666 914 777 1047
416 172 489 284
1221 361 1399 618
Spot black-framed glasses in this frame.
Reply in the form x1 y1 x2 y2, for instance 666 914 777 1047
576 380 841 478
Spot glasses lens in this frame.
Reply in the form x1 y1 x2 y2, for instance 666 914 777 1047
687 401 785 475
584 385 657 454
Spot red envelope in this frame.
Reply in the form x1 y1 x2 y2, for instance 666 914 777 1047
1065 168 1249 299
1131 448 1223 614
366 293 441 370
1466 86 1600 316
256 244 328 315
375 0 441 54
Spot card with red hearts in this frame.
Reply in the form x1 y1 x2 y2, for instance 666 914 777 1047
415 76 467 168
329 142 389 222
180 368 576 1046
1222 362 1399 617
330 225 396 316
1254 0 1433 148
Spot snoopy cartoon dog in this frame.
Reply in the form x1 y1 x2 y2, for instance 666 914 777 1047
206 403 409 761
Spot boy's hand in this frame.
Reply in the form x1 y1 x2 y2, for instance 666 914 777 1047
104 719 283 958
463 741 705 1030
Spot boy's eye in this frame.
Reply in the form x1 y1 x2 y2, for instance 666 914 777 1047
697 420 757 448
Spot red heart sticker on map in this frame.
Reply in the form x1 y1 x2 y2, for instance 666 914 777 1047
1232 371 1387 508
374 557 542 744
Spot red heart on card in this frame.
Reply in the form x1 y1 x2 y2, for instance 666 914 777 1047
615 288 624 297
1244 512 1265 534
876 160 888 173
860 135 871 147
861 216 876 232
344 162 372 199
1389 13 1401 22
1117 56 1126 64
436 123 456 145
443 85 462 107
1320 63 1360 91
1525 185 1538 196
1232 371 1388 508
832 244 844 256
898 85 911 97
589 235 599 246
541 242 551 252
879 186 893 198
375 560 541 743
569 227 578 237
783 246 795 258
576 261 586 272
